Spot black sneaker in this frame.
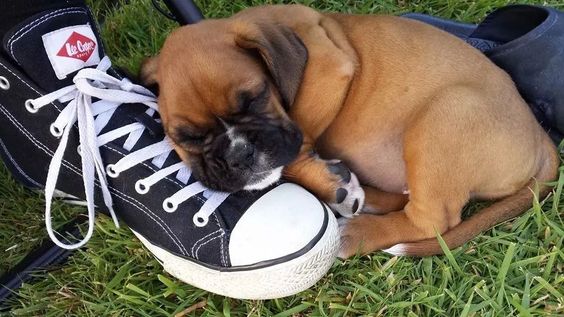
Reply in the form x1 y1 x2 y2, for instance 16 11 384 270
0 5 339 299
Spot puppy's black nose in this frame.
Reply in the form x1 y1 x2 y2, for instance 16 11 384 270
227 143 256 169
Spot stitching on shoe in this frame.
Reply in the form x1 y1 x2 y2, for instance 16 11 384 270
106 186 190 255
9 9 88 63
8 8 87 59
220 233 228 266
0 105 80 175
6 7 82 49
0 138 42 187
210 213 229 265
191 229 222 257
0 62 60 110
211 213 222 232
0 103 189 256
193 231 223 260
195 236 222 261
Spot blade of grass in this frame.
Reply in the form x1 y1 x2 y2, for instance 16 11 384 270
435 229 462 274
496 243 516 305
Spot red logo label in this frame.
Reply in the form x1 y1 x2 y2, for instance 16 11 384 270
56 32 96 62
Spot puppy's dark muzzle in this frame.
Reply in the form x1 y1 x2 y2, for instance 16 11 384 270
192 121 303 192
225 143 257 170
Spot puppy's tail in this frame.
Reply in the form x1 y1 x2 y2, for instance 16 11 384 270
385 135 559 257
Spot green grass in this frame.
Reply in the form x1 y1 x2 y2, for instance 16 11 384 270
0 163 86 276
2 0 564 315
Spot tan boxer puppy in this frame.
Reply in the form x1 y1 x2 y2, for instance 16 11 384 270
140 5 558 257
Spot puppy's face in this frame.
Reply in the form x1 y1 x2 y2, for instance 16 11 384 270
142 19 308 192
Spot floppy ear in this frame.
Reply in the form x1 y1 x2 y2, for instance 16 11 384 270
234 22 308 109
139 55 160 89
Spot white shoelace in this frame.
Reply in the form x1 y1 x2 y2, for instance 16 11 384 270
27 56 229 250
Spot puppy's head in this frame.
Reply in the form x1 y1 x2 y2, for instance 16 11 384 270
142 19 307 192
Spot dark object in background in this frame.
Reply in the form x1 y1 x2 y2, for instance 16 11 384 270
0 219 84 307
157 0 204 24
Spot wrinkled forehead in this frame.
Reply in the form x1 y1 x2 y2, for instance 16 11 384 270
158 31 265 126
158 27 267 118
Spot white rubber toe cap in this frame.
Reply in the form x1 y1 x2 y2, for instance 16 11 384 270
229 183 327 266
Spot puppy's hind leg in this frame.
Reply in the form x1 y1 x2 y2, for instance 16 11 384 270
361 186 409 215
339 99 473 258
338 186 468 258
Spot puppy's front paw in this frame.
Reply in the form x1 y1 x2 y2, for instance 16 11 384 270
327 161 365 217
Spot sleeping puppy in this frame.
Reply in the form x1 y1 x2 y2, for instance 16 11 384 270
140 4 558 257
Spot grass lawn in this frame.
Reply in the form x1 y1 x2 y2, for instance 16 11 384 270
1 0 564 315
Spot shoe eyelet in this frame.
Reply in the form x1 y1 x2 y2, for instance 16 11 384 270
193 214 208 227
135 180 150 194
25 99 38 113
163 198 177 213
50 123 63 137
106 164 120 178
77 145 82 156
0 76 10 90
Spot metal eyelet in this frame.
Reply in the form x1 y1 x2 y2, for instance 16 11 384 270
49 123 63 137
193 213 209 227
77 145 82 156
135 180 150 194
163 198 177 213
25 99 38 113
106 164 120 178
0 76 10 90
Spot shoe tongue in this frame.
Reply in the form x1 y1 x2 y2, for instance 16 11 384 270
2 7 104 92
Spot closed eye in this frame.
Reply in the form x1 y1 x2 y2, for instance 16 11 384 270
182 135 205 145
173 126 207 146
237 82 269 113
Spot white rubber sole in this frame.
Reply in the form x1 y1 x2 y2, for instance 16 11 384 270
52 190 340 299
132 209 340 300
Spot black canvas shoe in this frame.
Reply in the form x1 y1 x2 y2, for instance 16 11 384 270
0 5 339 299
